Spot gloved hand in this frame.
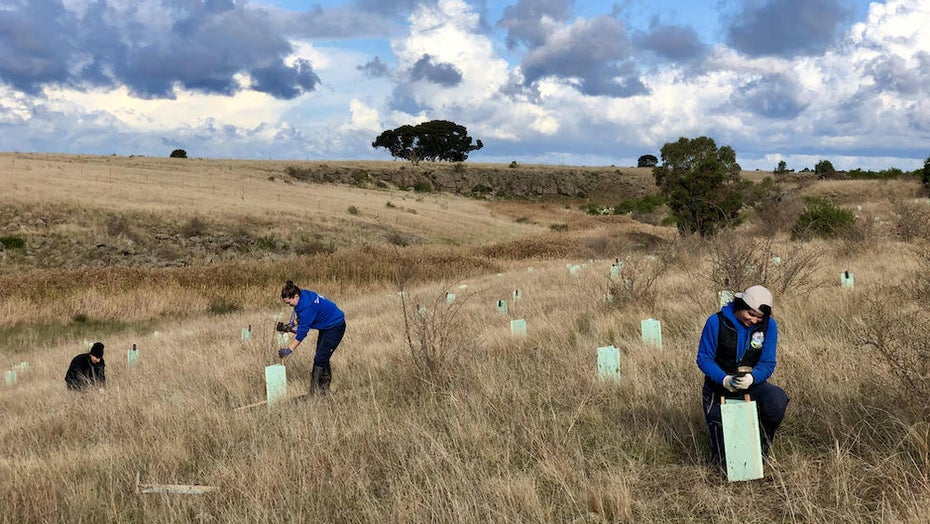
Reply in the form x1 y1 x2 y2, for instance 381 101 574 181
733 373 754 390
722 375 738 393
278 347 293 359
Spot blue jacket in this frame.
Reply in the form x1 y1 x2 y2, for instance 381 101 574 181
696 302 778 387
293 289 345 342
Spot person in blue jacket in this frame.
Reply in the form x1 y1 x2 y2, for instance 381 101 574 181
696 285 788 466
278 280 346 395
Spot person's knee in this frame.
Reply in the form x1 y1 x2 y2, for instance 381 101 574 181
760 388 789 421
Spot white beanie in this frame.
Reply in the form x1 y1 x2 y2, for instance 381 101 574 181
735 285 772 313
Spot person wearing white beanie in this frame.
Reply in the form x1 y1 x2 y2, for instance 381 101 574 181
696 285 789 467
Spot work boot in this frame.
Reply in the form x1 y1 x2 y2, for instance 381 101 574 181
310 365 326 395
319 366 332 395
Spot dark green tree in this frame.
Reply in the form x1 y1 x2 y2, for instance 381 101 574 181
814 159 835 176
775 160 788 174
170 149 188 158
637 154 658 168
372 120 482 163
922 154 930 194
653 136 743 236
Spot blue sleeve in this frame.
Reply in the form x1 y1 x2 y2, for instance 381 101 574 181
696 314 727 385
294 306 317 342
752 318 778 383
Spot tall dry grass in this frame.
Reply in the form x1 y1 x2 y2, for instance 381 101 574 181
4 154 930 522
4 232 930 522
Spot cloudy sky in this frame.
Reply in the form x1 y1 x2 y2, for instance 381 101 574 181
0 0 927 170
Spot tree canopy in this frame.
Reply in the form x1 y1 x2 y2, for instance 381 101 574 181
653 136 743 236
372 120 483 163
637 154 658 168
922 154 930 194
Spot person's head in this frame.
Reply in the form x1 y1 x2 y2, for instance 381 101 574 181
89 342 104 364
281 280 301 307
732 285 772 327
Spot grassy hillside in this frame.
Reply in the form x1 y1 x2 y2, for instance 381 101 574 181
2 153 930 523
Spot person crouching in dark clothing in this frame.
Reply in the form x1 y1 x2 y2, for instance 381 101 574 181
65 342 106 391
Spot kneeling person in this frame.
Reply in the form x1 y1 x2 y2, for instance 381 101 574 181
65 342 106 391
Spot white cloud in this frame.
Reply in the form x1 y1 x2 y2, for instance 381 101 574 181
392 0 510 108
343 99 381 131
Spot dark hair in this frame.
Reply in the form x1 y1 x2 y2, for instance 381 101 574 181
281 280 300 299
733 297 772 317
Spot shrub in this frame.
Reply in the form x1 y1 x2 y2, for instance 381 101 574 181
347 206 360 215
169 149 187 158
605 253 671 312
255 235 279 251
508 161 518 169
0 236 26 249
207 299 240 315
413 181 432 193
350 171 371 185
385 201 397 208
791 197 855 240
295 239 335 256
180 217 208 238
105 215 133 238
706 232 824 296
613 193 664 215
892 200 930 242
853 288 930 402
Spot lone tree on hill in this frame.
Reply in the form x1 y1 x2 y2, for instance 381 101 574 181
170 149 188 158
815 159 835 177
637 154 658 168
653 136 743 236
372 120 483 164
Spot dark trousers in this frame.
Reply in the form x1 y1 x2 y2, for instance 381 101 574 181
702 381 789 464
313 321 346 370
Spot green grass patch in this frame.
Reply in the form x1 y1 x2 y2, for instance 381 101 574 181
0 236 26 249
0 318 154 356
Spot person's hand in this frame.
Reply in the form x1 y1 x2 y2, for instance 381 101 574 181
278 348 293 359
722 375 738 393
733 373 754 389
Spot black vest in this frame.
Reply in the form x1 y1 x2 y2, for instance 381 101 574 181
704 311 769 393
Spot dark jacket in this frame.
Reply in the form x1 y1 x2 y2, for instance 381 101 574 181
65 353 106 390
696 302 778 396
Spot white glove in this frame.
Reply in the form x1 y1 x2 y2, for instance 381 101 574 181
722 375 738 393
733 373 754 390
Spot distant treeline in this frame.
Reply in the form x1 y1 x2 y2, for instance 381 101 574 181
788 167 923 180
845 167 921 180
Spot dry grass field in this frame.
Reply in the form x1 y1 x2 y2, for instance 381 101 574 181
2 153 930 523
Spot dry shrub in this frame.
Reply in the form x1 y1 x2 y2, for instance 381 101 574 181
851 287 930 405
835 209 885 257
752 190 804 236
891 199 930 242
180 216 208 238
605 253 671 312
394 262 472 386
910 242 930 300
706 232 824 296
